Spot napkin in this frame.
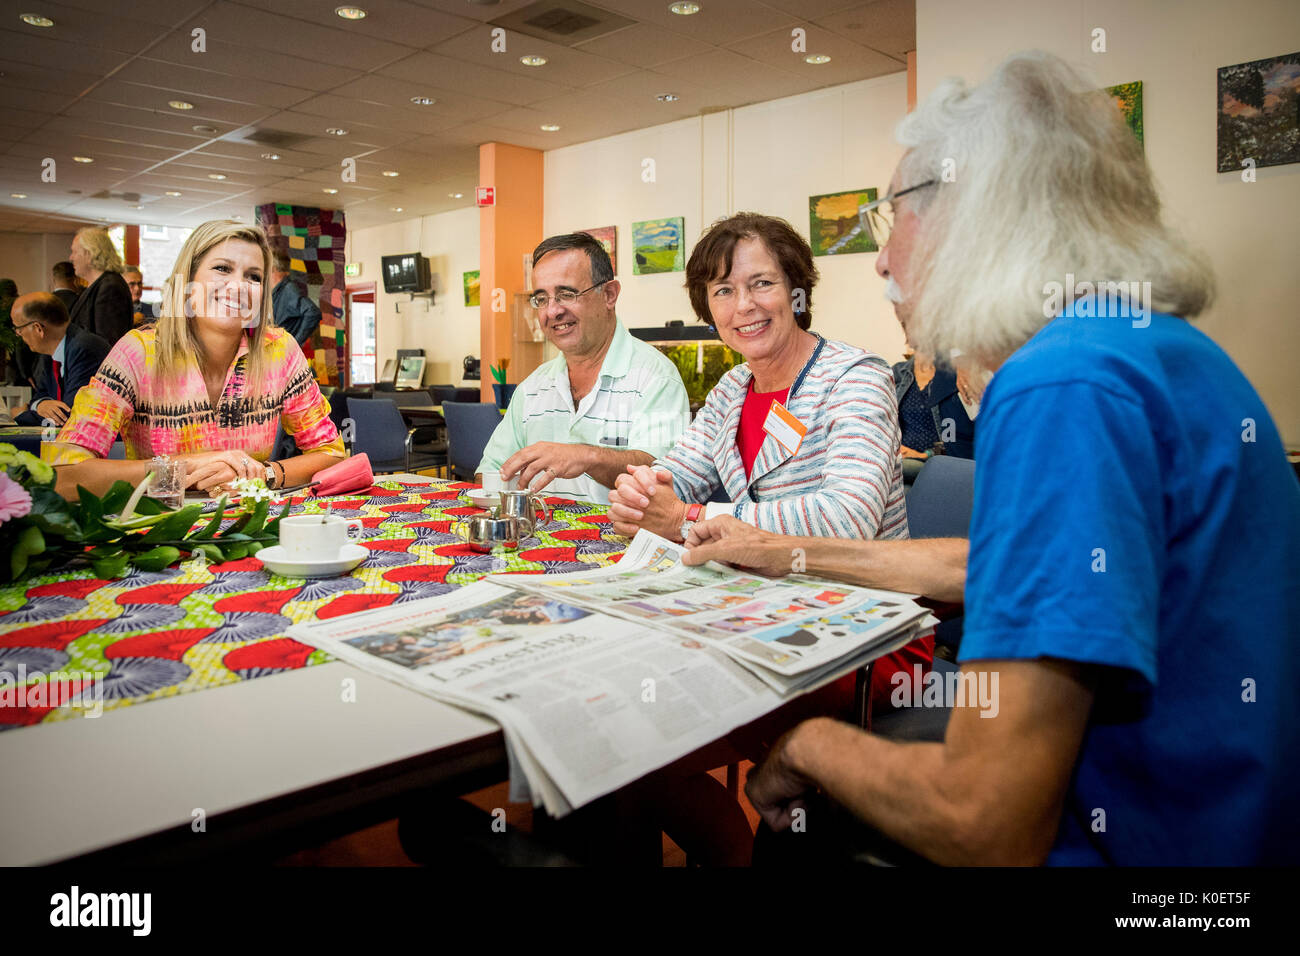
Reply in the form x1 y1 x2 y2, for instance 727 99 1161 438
311 453 374 497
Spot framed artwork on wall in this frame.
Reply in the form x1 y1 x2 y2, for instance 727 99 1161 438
631 218 685 275
580 226 617 274
1217 51 1300 172
1106 81 1144 147
809 188 878 256
463 270 480 307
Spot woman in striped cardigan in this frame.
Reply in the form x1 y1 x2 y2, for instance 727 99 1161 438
608 212 909 544
609 213 926 710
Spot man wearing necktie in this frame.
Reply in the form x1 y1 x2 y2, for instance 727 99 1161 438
8 292 111 427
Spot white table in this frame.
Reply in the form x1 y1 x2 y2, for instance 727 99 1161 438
0 660 501 865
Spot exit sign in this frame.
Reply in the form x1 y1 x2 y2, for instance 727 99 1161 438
476 186 495 206
344 262 361 278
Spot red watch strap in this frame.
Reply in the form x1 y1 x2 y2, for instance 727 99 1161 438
685 503 703 523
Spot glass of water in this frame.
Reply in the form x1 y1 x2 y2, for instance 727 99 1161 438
148 456 185 510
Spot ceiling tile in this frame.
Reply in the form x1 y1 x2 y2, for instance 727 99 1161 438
815 0 915 58
241 0 480 46
572 22 714 68
724 23 905 86
112 59 312 111
140 34 366 90
325 74 516 122
377 50 573 106
590 0 799 46
431 25 635 88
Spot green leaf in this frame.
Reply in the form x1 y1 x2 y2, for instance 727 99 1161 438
242 498 270 536
78 486 103 524
194 496 229 539
140 503 204 544
222 542 250 560
27 485 80 538
192 543 223 563
91 551 130 579
100 480 135 515
11 525 46 580
265 500 292 535
131 546 181 572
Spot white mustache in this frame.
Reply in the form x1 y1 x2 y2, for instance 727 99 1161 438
884 276 905 304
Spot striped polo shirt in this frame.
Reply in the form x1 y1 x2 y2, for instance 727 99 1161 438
478 319 690 503
654 336 909 540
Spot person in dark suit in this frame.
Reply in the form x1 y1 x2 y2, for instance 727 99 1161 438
50 261 80 312
270 251 321 346
9 292 111 427
123 267 157 324
68 227 133 346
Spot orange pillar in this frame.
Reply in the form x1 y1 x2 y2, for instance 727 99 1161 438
478 142 544 402
124 224 140 269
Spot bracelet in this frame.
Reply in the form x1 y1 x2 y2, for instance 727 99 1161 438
273 460 286 489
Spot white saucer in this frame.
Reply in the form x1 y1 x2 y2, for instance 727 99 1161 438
466 491 498 509
257 544 368 578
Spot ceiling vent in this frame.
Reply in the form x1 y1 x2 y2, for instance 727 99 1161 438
490 0 635 46
234 128 315 149
89 190 144 203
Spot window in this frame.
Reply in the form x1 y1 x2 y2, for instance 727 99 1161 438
142 224 169 240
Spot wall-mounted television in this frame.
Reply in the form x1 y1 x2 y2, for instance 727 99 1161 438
381 253 432 293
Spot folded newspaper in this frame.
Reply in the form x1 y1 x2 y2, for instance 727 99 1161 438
288 530 934 817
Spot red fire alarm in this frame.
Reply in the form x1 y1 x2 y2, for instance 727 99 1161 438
476 186 495 206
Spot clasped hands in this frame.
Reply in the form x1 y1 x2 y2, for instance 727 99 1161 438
178 449 265 496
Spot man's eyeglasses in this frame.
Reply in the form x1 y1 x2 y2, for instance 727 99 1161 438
858 180 938 249
11 319 40 333
528 281 608 310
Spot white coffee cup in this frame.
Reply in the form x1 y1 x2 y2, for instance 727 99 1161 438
279 514 363 560
481 472 517 494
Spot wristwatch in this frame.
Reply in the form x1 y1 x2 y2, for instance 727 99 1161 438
264 463 278 489
678 503 703 542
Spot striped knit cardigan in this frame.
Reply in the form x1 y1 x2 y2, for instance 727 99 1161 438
654 337 909 540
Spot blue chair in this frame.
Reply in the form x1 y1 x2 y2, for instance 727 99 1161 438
443 402 503 482
346 398 446 476
904 455 976 657
905 455 975 539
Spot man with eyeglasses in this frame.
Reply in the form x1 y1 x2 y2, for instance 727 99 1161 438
7 292 111 427
477 232 690 504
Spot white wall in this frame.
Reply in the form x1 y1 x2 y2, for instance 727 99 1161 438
345 206 481 387
544 72 911 362
916 0 1300 442
0 232 76 301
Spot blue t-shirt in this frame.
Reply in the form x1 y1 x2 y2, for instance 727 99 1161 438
960 305 1300 865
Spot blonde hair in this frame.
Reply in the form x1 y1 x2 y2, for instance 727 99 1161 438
73 227 125 274
895 51 1214 367
156 220 274 394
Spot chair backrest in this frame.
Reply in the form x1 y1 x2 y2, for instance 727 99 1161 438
905 455 976 539
345 398 407 464
430 385 459 405
398 390 434 407
443 402 502 481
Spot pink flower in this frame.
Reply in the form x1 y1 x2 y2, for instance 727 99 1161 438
0 473 33 522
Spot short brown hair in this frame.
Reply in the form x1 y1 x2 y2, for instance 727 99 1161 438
685 213 818 330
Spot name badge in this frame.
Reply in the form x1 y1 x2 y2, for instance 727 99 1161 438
762 400 808 456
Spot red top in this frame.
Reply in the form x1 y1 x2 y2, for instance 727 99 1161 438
737 381 790 478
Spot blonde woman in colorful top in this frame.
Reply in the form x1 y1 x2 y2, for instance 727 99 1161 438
47 220 345 500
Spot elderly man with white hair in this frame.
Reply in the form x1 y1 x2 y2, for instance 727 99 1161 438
683 51 1300 865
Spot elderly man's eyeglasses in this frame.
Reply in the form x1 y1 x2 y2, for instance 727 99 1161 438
858 180 938 249
11 319 40 333
528 281 608 310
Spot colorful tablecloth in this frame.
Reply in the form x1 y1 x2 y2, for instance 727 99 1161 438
0 478 626 731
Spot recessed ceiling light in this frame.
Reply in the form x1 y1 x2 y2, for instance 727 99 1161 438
20 14 54 27
169 100 194 110
208 173 227 180
410 95 436 106
73 155 94 163
519 55 547 67
10 192 27 199
391 206 403 212
192 124 218 134
804 54 832 65
335 5 366 19
540 123 560 131
448 192 463 199
261 152 280 160
133 204 143 209
326 127 348 136
656 93 679 102
382 170 399 177
323 187 339 194
231 214 242 220
669 2 700 14
166 190 183 197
